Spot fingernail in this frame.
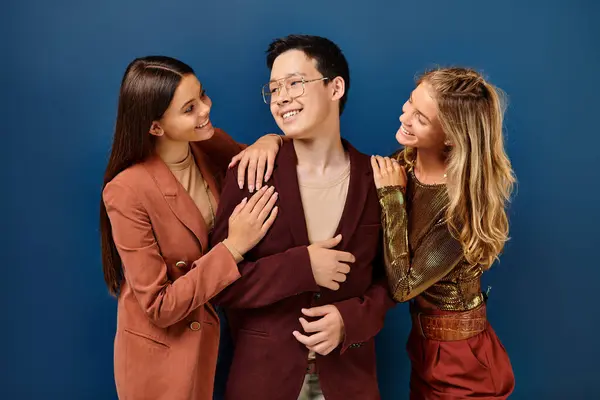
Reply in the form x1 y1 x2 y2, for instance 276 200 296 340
238 181 243 189
249 186 254 192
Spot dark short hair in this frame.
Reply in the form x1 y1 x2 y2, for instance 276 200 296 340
266 35 350 115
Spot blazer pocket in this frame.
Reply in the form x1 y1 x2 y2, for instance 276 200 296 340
123 328 170 349
348 342 365 349
238 327 269 338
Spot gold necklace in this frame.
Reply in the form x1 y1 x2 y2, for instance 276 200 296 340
202 177 215 231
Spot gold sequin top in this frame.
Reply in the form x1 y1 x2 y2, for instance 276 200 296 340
377 164 484 311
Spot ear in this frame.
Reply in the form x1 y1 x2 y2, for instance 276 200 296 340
149 121 164 137
330 76 345 102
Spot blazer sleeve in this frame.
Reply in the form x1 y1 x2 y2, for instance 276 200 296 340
103 179 241 328
333 242 396 354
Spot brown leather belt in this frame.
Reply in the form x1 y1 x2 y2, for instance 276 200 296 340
411 304 487 341
306 359 318 375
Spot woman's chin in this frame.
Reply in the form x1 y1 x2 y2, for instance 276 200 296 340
395 130 415 147
192 125 215 142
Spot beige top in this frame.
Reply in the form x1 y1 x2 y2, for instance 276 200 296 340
298 162 351 244
166 147 243 262
298 161 351 361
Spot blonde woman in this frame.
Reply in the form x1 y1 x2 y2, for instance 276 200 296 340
371 67 516 399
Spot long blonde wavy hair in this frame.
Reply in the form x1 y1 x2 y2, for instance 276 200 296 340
403 67 516 269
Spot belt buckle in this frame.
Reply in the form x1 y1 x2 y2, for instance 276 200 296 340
306 360 318 375
416 312 427 339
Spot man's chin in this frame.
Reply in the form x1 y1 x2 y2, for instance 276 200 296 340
278 126 303 139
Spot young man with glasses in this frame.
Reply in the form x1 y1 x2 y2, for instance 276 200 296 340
211 35 394 400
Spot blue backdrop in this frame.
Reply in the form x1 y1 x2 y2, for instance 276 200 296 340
3 0 598 398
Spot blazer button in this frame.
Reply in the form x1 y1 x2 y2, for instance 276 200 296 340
175 261 187 268
313 293 321 300
189 321 201 331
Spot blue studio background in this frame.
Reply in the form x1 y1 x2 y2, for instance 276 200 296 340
3 0 599 398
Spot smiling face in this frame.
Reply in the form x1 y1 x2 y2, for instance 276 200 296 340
267 50 343 140
395 82 446 151
150 73 215 143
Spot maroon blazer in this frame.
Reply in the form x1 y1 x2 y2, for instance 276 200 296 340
210 139 395 400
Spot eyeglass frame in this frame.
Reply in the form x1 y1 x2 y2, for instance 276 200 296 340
262 75 330 104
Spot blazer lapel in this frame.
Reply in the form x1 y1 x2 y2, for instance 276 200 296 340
273 141 310 246
143 154 209 253
334 140 373 249
190 144 221 205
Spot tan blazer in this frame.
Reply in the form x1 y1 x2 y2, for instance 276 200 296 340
103 129 244 400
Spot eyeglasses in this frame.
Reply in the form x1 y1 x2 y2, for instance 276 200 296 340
262 75 329 104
